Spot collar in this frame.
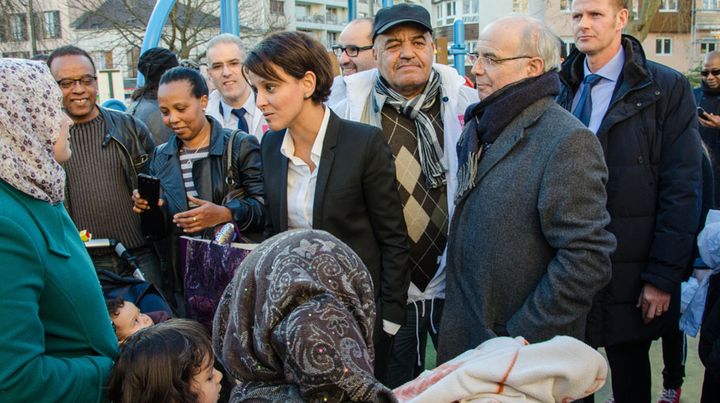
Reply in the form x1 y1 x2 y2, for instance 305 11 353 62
219 92 255 120
162 116 227 156
584 46 624 82
280 106 331 165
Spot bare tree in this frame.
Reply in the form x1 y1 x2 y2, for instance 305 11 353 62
72 0 286 59
625 0 664 41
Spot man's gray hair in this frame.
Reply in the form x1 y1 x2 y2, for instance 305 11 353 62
517 18 561 73
206 33 244 60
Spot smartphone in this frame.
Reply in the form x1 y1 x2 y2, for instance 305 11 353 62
698 107 708 117
137 174 160 209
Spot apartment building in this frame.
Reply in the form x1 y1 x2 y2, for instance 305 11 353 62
430 0 711 75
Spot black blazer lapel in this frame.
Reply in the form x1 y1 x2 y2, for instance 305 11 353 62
264 129 290 232
312 110 340 228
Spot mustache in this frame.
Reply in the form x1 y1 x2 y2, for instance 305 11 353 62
395 61 421 69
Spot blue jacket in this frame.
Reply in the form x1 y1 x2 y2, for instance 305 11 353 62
557 35 703 346
148 117 265 293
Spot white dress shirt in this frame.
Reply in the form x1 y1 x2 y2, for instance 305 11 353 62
280 107 331 230
219 94 257 131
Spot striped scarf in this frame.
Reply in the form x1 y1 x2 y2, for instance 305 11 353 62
374 68 447 189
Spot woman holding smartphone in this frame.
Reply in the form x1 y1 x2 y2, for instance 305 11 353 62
132 67 265 301
245 31 409 373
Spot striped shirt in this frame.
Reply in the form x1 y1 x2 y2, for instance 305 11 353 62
179 146 209 208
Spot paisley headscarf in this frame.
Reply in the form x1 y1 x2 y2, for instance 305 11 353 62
213 229 395 402
0 59 66 204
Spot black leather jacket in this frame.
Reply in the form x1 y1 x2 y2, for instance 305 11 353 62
65 106 155 214
149 116 265 236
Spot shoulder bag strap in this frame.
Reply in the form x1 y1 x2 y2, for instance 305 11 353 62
225 130 238 187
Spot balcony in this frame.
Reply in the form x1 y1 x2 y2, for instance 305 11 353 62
696 9 720 31
296 13 346 30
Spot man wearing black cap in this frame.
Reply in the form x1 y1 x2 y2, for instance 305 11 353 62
329 3 478 387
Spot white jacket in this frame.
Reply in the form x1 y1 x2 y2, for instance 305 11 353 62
329 64 479 301
206 90 268 140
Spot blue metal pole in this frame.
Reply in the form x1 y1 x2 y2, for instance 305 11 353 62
450 18 466 76
347 0 356 21
220 0 239 35
137 0 176 86
381 0 393 8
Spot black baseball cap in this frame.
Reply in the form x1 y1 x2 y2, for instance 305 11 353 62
372 4 433 41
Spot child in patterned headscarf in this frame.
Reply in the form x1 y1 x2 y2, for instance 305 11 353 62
213 229 396 402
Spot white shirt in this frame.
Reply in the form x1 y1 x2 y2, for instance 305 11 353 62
219 94 257 131
571 47 625 134
280 107 331 230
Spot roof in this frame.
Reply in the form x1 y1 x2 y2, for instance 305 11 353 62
72 0 219 30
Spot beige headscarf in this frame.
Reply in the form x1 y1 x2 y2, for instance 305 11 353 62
0 58 66 204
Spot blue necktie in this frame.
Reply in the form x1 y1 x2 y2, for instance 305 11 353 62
231 108 249 132
572 74 603 127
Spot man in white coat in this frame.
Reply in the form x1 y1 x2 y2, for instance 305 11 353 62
328 3 478 388
204 34 267 139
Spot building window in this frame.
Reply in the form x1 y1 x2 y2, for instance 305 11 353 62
127 47 140 78
270 0 284 16
464 40 477 65
43 11 61 39
513 0 528 13
445 1 456 25
703 0 720 8
463 0 479 22
660 0 678 11
93 51 113 70
561 41 576 60
629 0 639 19
435 4 443 25
560 0 573 11
702 42 719 54
656 38 672 55
10 14 28 41
327 31 338 46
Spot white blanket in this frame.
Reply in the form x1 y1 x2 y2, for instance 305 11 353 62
394 336 607 403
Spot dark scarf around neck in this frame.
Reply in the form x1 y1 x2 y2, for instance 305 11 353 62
455 71 561 202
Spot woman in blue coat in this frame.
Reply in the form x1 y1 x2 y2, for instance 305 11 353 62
0 59 117 402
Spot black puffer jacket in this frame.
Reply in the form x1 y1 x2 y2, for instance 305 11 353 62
557 35 703 347
149 117 265 293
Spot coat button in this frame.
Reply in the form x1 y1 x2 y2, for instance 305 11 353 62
636 102 642 107
655 90 661 96
442 96 449 102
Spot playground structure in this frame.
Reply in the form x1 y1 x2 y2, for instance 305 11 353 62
136 0 467 85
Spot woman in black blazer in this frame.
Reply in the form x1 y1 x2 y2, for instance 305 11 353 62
244 31 410 375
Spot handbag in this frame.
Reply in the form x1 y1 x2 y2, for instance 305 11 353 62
179 235 255 332
219 130 262 242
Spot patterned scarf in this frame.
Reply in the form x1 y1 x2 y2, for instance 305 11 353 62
0 59 66 204
456 71 561 202
374 68 447 189
213 229 394 403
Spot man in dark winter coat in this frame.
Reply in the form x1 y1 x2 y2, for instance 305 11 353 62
696 50 720 206
557 0 703 402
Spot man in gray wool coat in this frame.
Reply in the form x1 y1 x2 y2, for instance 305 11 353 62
437 16 617 364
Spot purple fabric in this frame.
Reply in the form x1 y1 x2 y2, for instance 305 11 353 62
180 237 251 332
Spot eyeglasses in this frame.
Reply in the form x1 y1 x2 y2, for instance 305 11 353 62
701 69 720 77
56 75 97 89
468 52 535 67
332 45 373 57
